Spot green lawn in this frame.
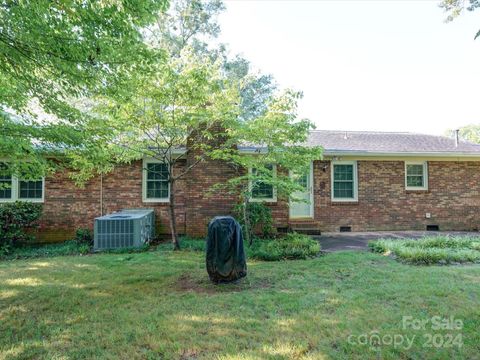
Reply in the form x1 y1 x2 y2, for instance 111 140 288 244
1 249 479 359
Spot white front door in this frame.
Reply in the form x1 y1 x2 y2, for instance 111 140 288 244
289 162 314 219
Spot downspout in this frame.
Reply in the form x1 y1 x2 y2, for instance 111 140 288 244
100 173 103 216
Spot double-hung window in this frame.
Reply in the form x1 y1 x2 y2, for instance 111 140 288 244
405 162 428 190
18 180 44 200
249 164 276 202
0 164 12 201
0 163 44 202
331 161 358 201
143 160 170 202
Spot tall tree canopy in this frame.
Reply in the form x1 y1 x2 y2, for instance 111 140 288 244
147 0 277 122
1 0 322 248
83 0 321 248
0 0 168 176
440 0 480 38
446 124 480 143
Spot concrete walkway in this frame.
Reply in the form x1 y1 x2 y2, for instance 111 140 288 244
314 231 480 252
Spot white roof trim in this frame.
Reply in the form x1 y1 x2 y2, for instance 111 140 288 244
237 147 480 158
323 150 480 158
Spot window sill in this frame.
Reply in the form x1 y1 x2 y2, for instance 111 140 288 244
0 198 14 202
142 198 169 203
0 199 44 203
330 200 359 205
19 198 44 202
249 198 277 203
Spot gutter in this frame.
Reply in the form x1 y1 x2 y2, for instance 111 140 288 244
322 150 480 158
237 147 480 158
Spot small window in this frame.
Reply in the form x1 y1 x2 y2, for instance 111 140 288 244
143 161 169 202
405 162 428 190
249 165 276 202
18 180 43 199
0 165 12 200
0 163 44 203
331 161 358 201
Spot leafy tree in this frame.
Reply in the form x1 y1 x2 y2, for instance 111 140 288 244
78 0 321 249
93 49 240 250
210 90 322 244
94 58 321 248
147 0 277 121
440 0 480 38
0 0 168 176
148 0 225 55
445 125 480 143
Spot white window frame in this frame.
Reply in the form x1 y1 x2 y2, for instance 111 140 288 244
142 158 170 203
248 165 277 203
0 176 45 203
405 161 428 191
331 160 358 202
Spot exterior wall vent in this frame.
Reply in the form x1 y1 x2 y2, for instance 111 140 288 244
426 225 439 231
339 226 351 232
94 209 155 251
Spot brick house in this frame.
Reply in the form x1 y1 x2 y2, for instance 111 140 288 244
2 130 480 242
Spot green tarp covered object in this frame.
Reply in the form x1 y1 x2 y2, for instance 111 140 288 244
206 216 247 283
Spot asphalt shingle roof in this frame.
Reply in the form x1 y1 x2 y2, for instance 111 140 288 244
307 130 480 155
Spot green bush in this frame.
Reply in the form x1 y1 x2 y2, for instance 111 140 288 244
74 228 93 246
233 202 274 239
0 202 43 252
369 236 480 265
249 233 321 261
174 233 321 261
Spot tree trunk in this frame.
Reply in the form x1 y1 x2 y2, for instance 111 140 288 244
169 178 180 250
242 195 252 245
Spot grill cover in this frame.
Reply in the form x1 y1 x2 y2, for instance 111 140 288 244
206 216 247 283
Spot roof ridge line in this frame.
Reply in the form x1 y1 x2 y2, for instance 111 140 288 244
310 129 413 134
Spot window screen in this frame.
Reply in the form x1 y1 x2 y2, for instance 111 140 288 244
333 164 354 199
146 163 169 199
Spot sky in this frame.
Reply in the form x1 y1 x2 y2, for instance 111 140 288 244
217 0 480 135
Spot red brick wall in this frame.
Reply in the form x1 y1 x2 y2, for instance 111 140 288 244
37 158 480 241
38 160 186 242
184 155 239 237
300 160 480 232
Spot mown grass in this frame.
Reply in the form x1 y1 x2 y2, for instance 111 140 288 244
0 240 91 260
1 249 479 359
369 236 480 265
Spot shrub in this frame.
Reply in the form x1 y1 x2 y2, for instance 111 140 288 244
0 202 43 252
248 233 321 261
173 234 321 261
74 228 93 246
233 202 274 240
369 236 480 265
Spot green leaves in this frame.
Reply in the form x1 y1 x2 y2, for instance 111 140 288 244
0 0 168 173
212 88 322 204
440 0 480 38
0 201 43 248
446 125 480 144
